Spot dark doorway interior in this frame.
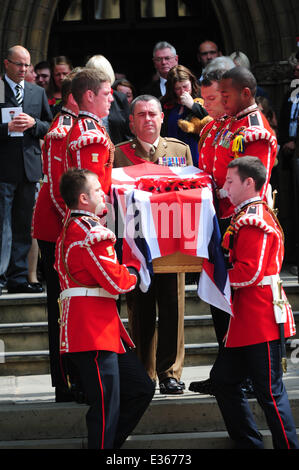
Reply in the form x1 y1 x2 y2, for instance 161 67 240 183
48 0 224 92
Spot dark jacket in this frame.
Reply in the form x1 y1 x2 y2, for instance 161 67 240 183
108 90 133 145
0 78 52 183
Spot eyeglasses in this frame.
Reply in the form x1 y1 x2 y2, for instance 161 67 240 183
7 59 31 68
153 56 176 63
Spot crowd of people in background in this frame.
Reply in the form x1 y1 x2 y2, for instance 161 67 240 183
21 39 299 288
1 38 299 449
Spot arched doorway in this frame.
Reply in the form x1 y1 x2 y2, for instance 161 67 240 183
48 0 224 92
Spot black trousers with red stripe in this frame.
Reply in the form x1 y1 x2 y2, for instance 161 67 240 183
66 346 155 449
210 340 299 449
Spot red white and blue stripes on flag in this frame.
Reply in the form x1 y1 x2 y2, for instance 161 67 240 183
110 162 232 314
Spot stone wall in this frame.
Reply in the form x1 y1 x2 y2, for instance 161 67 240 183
0 0 298 109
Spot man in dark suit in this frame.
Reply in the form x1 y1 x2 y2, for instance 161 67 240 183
142 41 178 98
0 45 52 295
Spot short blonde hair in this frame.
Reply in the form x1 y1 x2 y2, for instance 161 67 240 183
85 55 115 84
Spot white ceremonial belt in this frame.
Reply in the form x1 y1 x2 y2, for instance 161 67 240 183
257 275 276 287
258 274 287 323
60 287 118 300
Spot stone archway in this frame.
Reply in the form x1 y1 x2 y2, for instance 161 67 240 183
0 0 298 105
0 0 58 66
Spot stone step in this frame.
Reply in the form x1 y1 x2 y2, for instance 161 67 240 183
1 336 297 376
0 276 298 324
1 429 298 449
0 365 298 449
0 293 47 324
1 303 298 356
0 315 217 353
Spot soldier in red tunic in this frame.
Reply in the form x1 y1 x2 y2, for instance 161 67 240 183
55 168 154 449
191 67 278 396
214 67 277 220
66 68 114 195
198 70 230 177
210 157 298 449
32 71 79 401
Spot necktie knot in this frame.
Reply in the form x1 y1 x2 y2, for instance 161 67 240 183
149 145 156 156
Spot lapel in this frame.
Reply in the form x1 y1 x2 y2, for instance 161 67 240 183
3 77 19 107
133 139 150 160
133 137 168 163
23 81 33 111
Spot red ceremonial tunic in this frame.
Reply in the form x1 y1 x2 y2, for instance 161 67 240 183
213 105 277 219
32 109 76 242
54 211 138 354
223 199 296 348
198 117 229 175
66 111 114 195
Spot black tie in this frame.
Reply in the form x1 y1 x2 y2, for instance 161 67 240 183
15 84 23 106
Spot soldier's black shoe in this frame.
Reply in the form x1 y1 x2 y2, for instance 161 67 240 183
178 380 185 390
55 386 76 403
7 281 44 294
159 378 184 395
189 378 215 396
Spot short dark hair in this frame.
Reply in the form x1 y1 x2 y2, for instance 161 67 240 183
60 168 97 209
60 67 83 105
35 61 50 71
130 94 162 114
201 69 226 87
222 66 257 97
228 156 266 191
71 68 111 106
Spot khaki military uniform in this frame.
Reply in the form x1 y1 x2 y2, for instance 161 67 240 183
114 136 192 383
114 136 193 168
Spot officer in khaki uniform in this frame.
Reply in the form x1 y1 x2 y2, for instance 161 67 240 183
114 95 192 394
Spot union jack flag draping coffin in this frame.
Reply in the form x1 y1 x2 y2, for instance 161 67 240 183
109 162 232 314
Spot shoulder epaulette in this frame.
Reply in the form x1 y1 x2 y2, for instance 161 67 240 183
69 129 109 151
84 119 97 131
46 126 69 140
62 115 72 126
234 205 276 235
249 113 260 126
242 126 277 148
115 139 133 149
164 137 189 147
232 125 277 158
80 217 116 247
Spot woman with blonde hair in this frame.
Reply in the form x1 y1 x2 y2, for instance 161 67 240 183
85 54 132 144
